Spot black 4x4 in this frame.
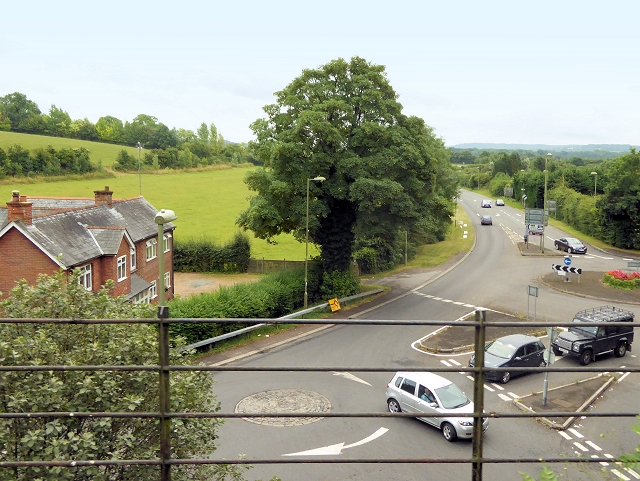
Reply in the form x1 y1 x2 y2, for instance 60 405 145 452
551 306 635 365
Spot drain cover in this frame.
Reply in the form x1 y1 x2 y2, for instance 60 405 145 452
235 389 331 426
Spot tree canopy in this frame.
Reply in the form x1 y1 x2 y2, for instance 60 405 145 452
237 57 457 274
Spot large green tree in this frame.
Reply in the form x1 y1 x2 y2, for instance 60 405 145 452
237 57 456 274
0 271 263 481
0 92 42 133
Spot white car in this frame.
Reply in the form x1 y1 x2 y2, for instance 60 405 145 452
495 199 505 206
481 200 492 208
385 372 488 441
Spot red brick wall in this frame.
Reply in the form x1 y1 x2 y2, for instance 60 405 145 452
0 227 59 296
135 233 174 303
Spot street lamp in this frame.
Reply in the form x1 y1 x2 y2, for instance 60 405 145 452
155 209 177 306
591 171 597 196
476 167 480 190
542 153 551 253
304 176 326 309
137 142 143 195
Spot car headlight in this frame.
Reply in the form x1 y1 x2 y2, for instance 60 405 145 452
458 420 473 427
572 345 580 352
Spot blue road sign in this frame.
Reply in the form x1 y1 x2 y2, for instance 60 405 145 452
564 257 572 266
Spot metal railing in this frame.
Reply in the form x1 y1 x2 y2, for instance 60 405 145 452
1 309 638 481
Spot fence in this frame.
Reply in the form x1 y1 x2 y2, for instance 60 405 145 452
1 310 638 481
247 258 360 275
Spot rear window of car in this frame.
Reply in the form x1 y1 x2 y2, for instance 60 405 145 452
399 378 416 395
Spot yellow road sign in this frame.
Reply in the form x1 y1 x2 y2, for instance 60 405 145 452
328 298 341 312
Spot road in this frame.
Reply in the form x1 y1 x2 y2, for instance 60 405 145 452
210 190 640 481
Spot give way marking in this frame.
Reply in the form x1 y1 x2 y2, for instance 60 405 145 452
332 372 371 385
283 427 389 456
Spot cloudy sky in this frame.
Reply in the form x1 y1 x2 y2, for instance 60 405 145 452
2 1 639 147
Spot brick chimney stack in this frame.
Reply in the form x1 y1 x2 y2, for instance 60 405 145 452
94 186 114 208
7 190 33 225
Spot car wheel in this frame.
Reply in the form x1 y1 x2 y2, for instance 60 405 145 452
579 350 592 366
614 342 627 358
442 422 457 442
568 247 573 254
387 399 401 413
501 371 511 384
555 243 559 250
552 346 563 356
539 359 547 367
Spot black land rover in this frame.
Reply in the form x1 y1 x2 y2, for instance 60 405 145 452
551 306 635 366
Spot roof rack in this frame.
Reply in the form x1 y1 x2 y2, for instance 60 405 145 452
573 305 635 323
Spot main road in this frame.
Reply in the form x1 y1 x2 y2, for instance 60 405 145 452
210 190 640 481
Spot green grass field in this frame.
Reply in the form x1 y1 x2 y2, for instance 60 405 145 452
0 165 313 260
0 131 140 168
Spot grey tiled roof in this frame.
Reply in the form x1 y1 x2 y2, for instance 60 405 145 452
126 274 153 300
89 227 126 256
112 197 175 241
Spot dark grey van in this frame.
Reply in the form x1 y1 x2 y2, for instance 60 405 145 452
551 306 634 365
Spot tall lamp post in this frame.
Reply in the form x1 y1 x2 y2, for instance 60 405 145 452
476 167 480 190
542 153 551 253
137 142 143 195
591 171 597 196
155 209 177 306
304 176 326 309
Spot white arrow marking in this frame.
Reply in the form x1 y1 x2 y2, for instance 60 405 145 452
283 428 389 456
332 372 371 386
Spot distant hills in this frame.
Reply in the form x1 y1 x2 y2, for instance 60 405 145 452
451 143 637 153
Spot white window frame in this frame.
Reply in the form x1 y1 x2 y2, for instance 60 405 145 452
146 239 157 261
163 233 172 253
77 264 92 291
149 280 157 299
130 247 137 271
164 271 171 290
117 255 127 281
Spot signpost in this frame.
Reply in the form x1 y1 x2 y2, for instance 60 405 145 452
564 257 572 267
526 285 538 322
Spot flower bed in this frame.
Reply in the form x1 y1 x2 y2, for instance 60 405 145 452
603 270 640 290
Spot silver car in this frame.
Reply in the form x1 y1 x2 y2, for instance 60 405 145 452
385 371 489 441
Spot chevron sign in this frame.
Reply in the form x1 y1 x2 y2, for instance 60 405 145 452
552 264 582 274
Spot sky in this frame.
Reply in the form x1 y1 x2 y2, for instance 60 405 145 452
2 1 639 147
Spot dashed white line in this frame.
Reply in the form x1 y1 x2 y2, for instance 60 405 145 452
463 304 476 308
466 375 474 382
440 360 452 367
611 469 630 480
448 359 462 366
507 392 520 400
559 431 572 440
574 442 588 452
625 468 640 479
432 297 443 300
568 428 584 438
483 385 495 392
442 299 453 303
490 383 504 391
498 393 512 401
585 440 602 451
453 301 465 305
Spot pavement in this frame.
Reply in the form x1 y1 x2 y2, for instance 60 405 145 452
197 249 638 431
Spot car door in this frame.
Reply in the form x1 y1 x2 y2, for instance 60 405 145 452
415 384 439 427
396 377 418 412
508 346 528 378
524 342 544 368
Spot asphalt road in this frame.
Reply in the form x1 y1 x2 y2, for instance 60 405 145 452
209 190 640 481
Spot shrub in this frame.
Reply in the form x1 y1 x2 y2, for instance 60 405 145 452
174 232 250 273
603 270 640 290
320 270 360 300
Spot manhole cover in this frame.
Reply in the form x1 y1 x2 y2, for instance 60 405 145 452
235 389 331 426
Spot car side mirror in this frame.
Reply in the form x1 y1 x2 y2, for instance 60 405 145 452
428 402 438 408
515 356 522 361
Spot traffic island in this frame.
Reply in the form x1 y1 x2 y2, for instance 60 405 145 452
517 241 565 257
513 374 615 430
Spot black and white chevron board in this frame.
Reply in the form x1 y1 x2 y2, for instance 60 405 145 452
552 264 582 274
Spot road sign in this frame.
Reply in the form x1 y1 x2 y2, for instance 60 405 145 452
328 298 341 312
552 264 582 274
564 257 572 266
628 261 640 269
525 208 548 226
527 286 538 297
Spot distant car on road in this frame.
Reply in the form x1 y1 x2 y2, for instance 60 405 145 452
481 200 492 208
481 215 492 225
495 199 505 206
554 237 587 254
468 334 546 384
385 371 489 441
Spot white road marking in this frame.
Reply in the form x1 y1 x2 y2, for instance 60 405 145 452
559 431 572 440
568 428 584 438
453 301 465 305
442 299 453 303
448 359 462 366
464 304 476 308
574 442 589 452
441 360 452 367
432 297 443 300
498 393 512 401
619 372 630 382
283 427 388 456
611 469 630 480
490 383 504 390
625 468 640 479
589 253 615 260
331 372 372 386
507 392 520 400
586 440 602 451
483 384 495 392
467 375 475 382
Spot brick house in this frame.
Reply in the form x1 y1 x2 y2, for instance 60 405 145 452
0 186 175 303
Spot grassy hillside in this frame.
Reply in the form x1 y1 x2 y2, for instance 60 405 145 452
0 131 140 168
0 166 312 261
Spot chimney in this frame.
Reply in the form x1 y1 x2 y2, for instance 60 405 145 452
94 186 114 208
7 190 33 225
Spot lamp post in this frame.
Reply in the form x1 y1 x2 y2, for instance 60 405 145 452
137 142 143 195
542 153 551 253
476 167 480 190
304 176 326 309
591 171 597 196
155 209 177 306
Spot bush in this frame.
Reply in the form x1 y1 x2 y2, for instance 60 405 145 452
320 270 360 300
603 270 640 290
174 232 250 273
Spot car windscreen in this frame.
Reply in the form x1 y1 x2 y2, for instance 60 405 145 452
485 339 517 359
570 318 598 335
566 238 581 245
434 383 470 409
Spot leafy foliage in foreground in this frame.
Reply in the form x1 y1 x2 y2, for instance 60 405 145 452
0 271 273 481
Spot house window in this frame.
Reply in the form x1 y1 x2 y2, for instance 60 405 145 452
164 272 171 290
146 239 157 261
117 255 127 281
150 280 157 299
163 233 172 253
78 264 92 291
130 247 137 271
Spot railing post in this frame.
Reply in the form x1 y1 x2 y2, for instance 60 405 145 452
158 306 171 481
472 309 486 481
